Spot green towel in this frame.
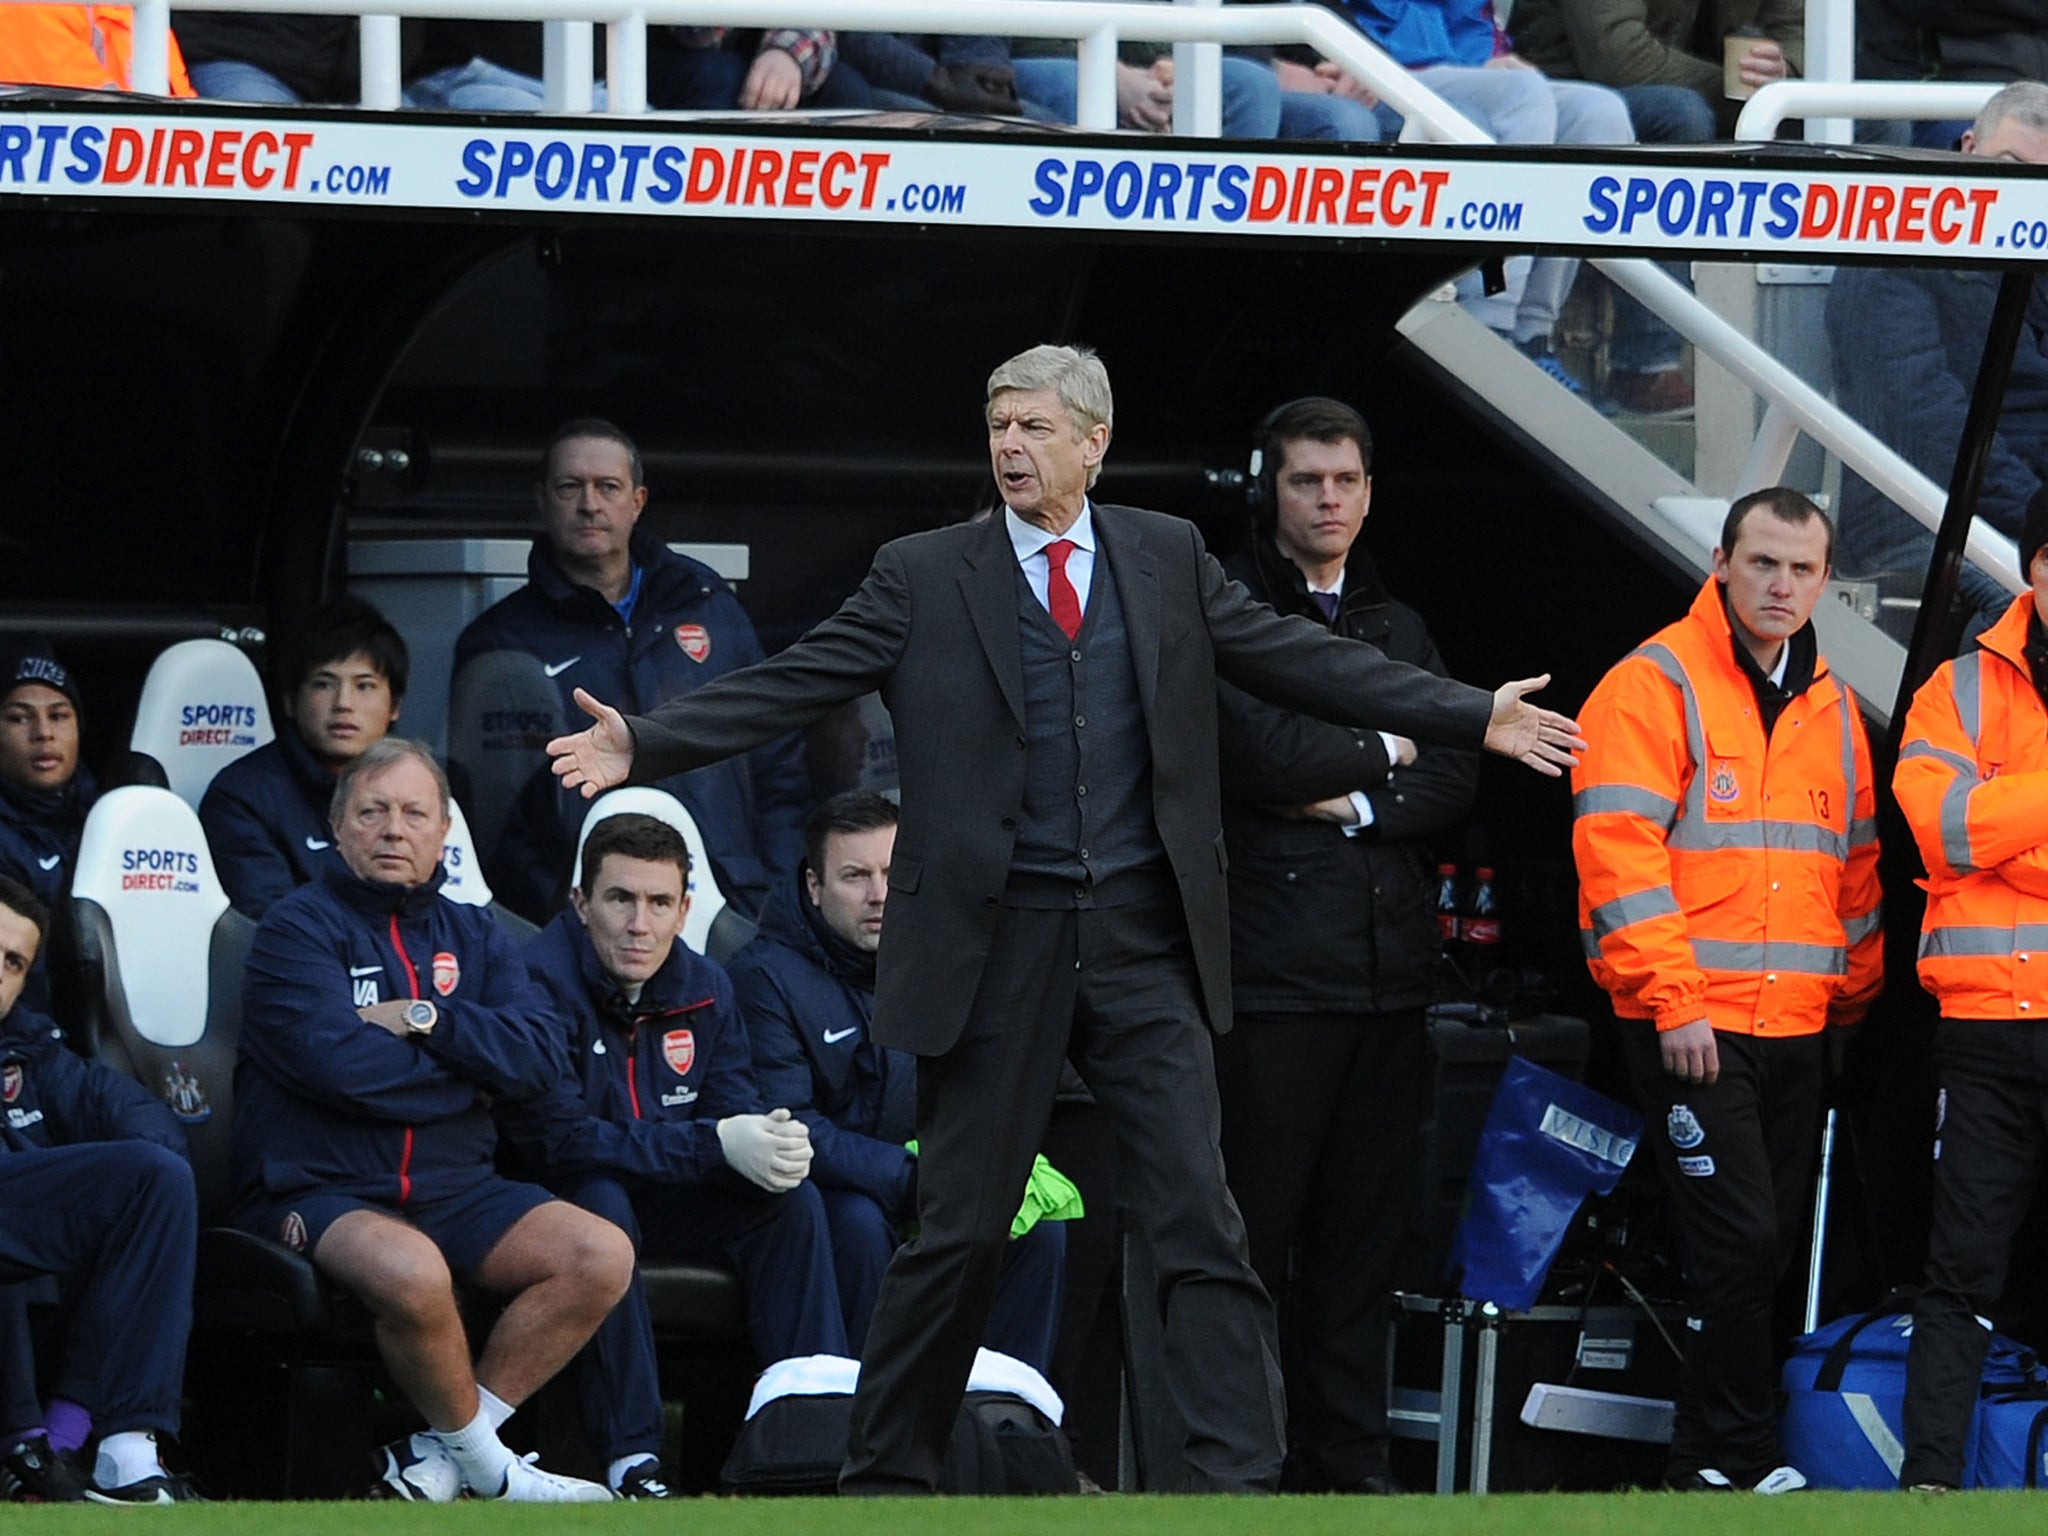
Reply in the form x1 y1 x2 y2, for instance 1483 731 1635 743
903 1144 1085 1239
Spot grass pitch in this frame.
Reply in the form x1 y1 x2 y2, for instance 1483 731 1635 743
1 1490 2009 1535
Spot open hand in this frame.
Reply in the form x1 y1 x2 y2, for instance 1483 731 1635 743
1483 675 1586 776
547 687 635 799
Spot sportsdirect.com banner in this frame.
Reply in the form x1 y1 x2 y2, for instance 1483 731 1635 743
4 108 2048 258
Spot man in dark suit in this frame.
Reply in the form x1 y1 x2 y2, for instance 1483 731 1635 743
546 343 1583 1494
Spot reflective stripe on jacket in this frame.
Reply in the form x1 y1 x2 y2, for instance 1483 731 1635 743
1896 594 2048 1020
1572 578 1883 1035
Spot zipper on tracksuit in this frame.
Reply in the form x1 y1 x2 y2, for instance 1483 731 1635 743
389 913 421 1205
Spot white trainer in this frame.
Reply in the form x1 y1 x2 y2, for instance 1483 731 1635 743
484 1452 616 1502
1752 1466 1809 1495
377 1434 461 1503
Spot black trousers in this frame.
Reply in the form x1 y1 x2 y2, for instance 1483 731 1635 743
1902 1018 2048 1489
1621 1025 1821 1484
1214 1008 1426 1490
843 894 1286 1492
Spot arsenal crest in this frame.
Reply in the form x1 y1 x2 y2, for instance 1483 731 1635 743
663 1029 696 1075
433 951 460 997
280 1211 308 1253
1 1064 19 1104
674 624 712 663
1707 760 1740 804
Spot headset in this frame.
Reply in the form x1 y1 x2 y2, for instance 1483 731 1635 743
1245 395 1371 525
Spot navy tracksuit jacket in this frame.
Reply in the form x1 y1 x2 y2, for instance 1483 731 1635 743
198 723 347 920
0 1007 195 1436
453 529 809 924
231 864 563 1216
499 911 846 1460
0 770 97 1015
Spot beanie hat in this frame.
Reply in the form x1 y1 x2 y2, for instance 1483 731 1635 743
2022 482 2048 581
1 651 81 713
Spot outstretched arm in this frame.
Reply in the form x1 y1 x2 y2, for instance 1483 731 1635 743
1484 675 1587 778
547 688 637 800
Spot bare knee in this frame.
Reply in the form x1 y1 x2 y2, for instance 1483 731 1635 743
320 1220 458 1329
556 1209 636 1305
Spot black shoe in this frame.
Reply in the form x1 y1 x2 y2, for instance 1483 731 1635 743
615 1460 675 1500
0 1437 89 1503
84 1471 205 1505
1349 1472 1406 1496
1666 1467 1739 1491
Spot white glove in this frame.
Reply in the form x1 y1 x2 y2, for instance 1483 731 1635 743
717 1108 813 1192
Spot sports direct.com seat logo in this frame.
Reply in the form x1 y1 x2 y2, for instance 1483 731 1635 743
121 848 202 894
179 702 260 749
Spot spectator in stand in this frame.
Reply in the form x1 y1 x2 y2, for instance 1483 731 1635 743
732 792 1068 1373
175 15 414 103
406 23 870 111
1826 83 2048 631
453 419 807 927
230 738 626 1503
200 599 408 920
1859 0 2048 149
0 651 95 1017
1213 398 1477 1493
1306 0 1635 387
1510 0 1801 415
0 876 201 1505
837 33 1042 117
496 813 844 1500
0 5 193 92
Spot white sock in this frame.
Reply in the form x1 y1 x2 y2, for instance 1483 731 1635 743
609 1453 656 1491
94 1430 163 1489
475 1385 516 1433
428 1406 515 1494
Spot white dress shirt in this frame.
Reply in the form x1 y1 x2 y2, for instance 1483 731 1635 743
1005 504 1097 620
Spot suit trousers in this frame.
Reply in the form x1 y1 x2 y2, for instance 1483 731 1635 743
1902 1018 2048 1489
1215 1008 1427 1489
1621 1026 1821 1485
843 893 1286 1492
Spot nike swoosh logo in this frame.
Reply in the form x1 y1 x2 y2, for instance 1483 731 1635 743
349 965 383 978
305 837 332 851
37 855 60 871
542 656 582 678
822 1026 860 1045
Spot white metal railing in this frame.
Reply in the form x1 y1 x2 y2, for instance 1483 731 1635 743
16 0 2023 587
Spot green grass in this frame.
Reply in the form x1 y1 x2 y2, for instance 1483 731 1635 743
1 1491 2015 1535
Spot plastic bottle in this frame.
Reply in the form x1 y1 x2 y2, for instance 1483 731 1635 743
1435 862 1461 947
1464 866 1502 960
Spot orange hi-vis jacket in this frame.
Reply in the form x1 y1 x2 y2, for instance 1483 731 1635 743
1896 594 2048 1020
1572 578 1883 1036
0 5 194 94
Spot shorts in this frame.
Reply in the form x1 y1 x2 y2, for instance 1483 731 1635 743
241 1176 553 1283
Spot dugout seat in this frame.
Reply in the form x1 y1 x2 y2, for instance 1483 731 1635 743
572 787 758 964
119 640 275 807
68 785 379 1496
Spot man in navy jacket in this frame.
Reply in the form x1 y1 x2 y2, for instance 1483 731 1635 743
0 875 200 1504
0 650 97 1016
452 419 808 925
200 598 409 919
230 738 627 1503
499 811 844 1500
732 790 1065 1373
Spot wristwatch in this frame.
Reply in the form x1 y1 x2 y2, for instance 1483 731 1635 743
404 1000 438 1037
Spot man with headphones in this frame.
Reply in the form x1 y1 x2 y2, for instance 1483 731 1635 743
1213 397 1478 1493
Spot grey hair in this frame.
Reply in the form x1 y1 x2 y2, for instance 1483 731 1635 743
988 344 1114 445
1975 80 2048 142
330 737 451 826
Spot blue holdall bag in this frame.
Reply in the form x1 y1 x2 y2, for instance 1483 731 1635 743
1780 1298 2048 1488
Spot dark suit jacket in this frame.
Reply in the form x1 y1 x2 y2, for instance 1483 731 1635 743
625 504 1494 1055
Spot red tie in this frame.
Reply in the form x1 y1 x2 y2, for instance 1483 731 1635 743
1045 538 1083 640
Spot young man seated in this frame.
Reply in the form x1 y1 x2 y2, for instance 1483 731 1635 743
0 650 96 1015
200 598 409 918
498 812 846 1500
0 875 201 1504
229 738 628 1502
